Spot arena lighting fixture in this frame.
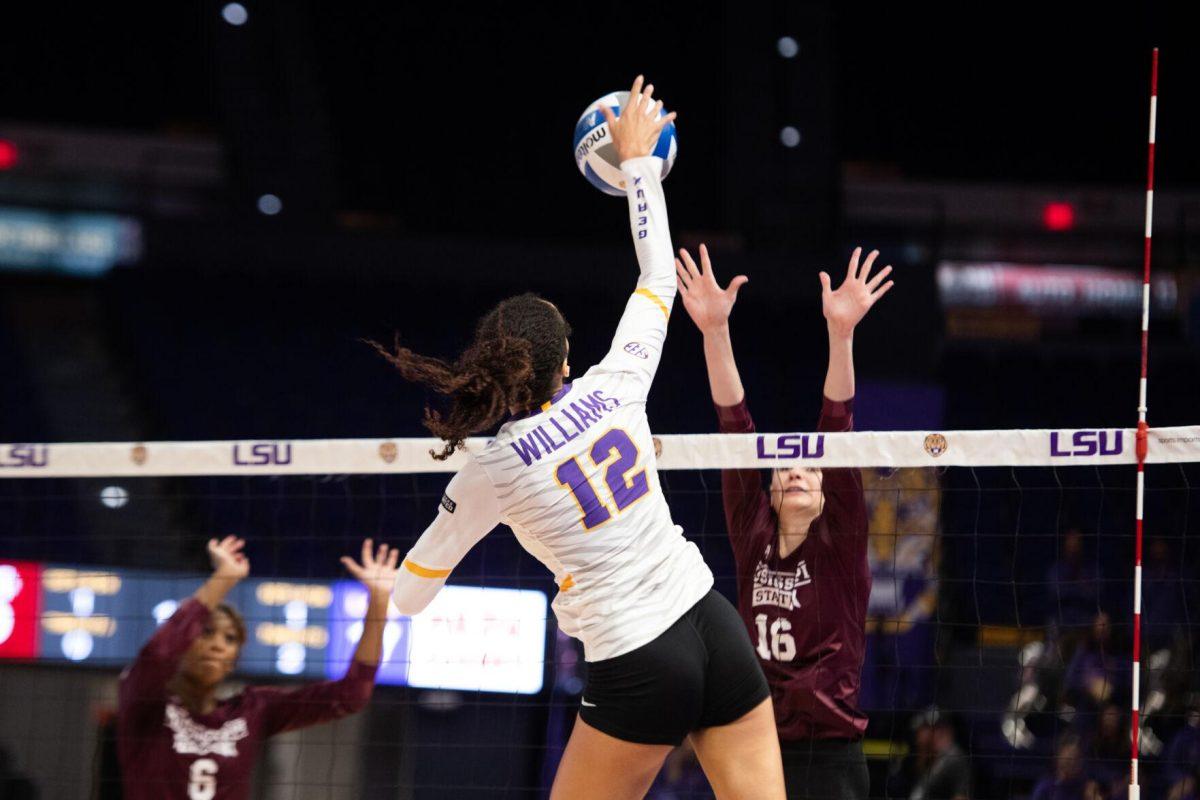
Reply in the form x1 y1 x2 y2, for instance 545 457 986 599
257 193 283 215
221 3 248 26
0 140 18 170
1041 201 1076 232
776 36 799 58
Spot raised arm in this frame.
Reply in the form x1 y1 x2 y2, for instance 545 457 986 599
675 245 769 569
817 248 893 559
340 538 400 667
391 458 500 616
820 247 893 402
676 244 749 407
255 539 401 736
591 76 679 394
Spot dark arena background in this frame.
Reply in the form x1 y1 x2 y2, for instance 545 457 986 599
2 3 1199 799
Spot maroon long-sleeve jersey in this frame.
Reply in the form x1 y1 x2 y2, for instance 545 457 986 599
716 396 870 741
117 598 377 799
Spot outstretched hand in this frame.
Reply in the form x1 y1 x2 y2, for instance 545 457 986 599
207 535 250 581
820 247 894 338
600 75 677 164
341 538 400 601
676 244 748 335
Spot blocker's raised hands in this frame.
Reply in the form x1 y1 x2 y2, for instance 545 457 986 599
207 535 250 581
820 247 894 338
341 538 400 601
676 244 748 335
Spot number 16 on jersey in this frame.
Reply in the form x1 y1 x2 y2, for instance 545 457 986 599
755 614 796 661
554 428 650 530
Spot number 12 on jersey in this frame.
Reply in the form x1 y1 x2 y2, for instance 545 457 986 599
554 428 650 530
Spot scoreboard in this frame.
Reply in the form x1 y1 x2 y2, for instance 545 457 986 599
0 559 548 694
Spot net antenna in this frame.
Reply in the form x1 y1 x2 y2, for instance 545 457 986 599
1129 45 1158 800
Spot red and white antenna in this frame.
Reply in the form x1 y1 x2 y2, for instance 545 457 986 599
1129 46 1158 800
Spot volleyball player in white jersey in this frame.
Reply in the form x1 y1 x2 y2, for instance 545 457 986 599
375 77 785 799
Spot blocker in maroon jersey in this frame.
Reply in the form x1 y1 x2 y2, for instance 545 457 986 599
117 599 378 800
717 395 870 742
117 535 396 799
678 242 892 798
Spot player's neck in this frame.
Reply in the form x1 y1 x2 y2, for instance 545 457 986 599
776 530 806 559
509 376 565 415
170 674 219 715
776 512 817 558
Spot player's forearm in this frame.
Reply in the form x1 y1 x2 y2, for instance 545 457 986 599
824 327 855 402
193 571 242 611
352 592 391 667
703 325 745 407
391 564 445 617
621 157 675 296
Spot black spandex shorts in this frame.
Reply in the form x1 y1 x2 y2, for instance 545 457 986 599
781 739 869 800
579 589 770 745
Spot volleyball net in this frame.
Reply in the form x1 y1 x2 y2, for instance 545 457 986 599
1 425 1198 798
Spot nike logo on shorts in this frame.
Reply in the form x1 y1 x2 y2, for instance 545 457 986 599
580 698 597 707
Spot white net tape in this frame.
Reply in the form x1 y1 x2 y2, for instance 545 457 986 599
1 425 1198 477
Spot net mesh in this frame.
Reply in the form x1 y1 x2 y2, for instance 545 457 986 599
0 433 1197 799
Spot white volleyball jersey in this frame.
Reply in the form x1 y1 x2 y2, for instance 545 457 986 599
392 156 713 661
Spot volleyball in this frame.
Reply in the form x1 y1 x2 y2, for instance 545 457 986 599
573 91 677 196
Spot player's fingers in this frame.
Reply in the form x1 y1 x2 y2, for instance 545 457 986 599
651 99 664 119
819 271 833 295
642 83 654 105
626 75 644 109
873 280 895 300
866 265 893 291
362 538 373 566
727 275 749 299
679 248 702 281
653 111 677 132
698 243 715 279
847 246 862 280
859 250 880 283
340 556 362 578
675 261 691 292
386 549 400 569
864 253 883 287
599 104 617 130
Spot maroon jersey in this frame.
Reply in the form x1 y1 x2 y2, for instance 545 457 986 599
716 396 870 741
117 598 377 800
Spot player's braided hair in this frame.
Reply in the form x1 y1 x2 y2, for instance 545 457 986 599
371 293 571 460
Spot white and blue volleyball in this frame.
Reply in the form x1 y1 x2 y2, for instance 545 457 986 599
573 91 677 196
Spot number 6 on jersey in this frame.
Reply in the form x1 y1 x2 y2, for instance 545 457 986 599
555 428 650 530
